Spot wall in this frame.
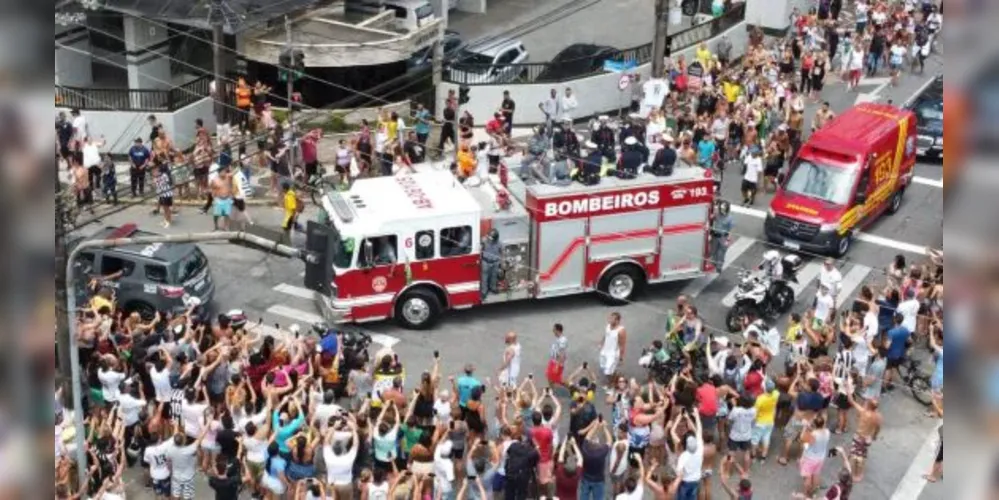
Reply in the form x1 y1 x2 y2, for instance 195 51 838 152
56 97 216 155
55 25 94 88
123 16 172 91
744 0 796 34
436 20 749 125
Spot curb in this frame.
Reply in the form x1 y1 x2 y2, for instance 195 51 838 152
116 197 278 207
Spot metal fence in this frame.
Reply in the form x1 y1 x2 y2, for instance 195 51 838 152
55 75 213 112
444 3 746 86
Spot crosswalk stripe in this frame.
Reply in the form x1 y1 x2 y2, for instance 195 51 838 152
266 304 324 325
721 260 823 308
274 283 318 300
835 264 872 308
682 237 754 298
369 333 401 348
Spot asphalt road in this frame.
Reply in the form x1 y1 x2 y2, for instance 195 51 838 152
83 57 945 499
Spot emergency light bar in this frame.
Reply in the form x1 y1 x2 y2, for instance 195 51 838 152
325 192 355 223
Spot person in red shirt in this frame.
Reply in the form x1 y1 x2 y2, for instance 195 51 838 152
743 360 766 398
300 129 321 181
696 377 720 435
531 410 555 495
554 438 582 499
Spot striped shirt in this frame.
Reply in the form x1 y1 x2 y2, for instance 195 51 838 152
154 171 173 198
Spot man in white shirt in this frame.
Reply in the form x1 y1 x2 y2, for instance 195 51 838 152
819 258 844 307
434 440 457 497
70 108 88 148
538 88 560 130
676 414 705 500
97 360 126 404
166 428 205 500
741 146 764 205
323 421 359 492
313 390 344 429
558 87 578 123
813 283 835 327
144 439 172 499
897 289 920 334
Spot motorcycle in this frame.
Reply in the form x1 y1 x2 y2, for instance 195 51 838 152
725 254 803 332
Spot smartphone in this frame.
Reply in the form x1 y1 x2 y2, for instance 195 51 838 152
828 448 839 457
528 373 534 380
434 350 440 359
582 362 588 370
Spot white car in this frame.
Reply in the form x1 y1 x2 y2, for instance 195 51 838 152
448 40 529 85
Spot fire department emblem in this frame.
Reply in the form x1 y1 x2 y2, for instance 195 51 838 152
372 276 388 293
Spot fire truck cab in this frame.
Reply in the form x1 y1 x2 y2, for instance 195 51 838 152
309 162 716 329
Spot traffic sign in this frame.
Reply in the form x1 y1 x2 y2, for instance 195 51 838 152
618 74 630 91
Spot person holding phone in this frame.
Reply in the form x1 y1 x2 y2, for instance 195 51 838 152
798 415 831 498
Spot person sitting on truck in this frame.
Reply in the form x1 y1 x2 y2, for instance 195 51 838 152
441 227 472 257
574 143 604 186
592 116 617 162
456 143 477 180
617 137 644 179
373 237 397 266
649 133 677 177
522 126 549 180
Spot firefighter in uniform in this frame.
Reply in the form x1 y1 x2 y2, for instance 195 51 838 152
573 141 604 185
617 136 644 179
593 116 617 161
481 229 502 300
709 200 733 271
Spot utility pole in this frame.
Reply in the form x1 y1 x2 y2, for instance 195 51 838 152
55 165 72 405
284 15 299 164
651 0 671 78
431 0 448 92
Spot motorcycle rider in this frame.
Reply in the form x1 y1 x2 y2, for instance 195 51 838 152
481 229 502 300
758 250 784 282
709 200 734 271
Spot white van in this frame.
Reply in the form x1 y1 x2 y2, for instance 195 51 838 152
352 0 436 32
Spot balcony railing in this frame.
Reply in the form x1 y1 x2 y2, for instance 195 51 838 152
55 75 213 112
444 3 745 86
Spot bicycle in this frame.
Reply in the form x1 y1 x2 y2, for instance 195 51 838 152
895 357 934 407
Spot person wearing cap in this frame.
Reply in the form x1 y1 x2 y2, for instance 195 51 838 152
577 139 604 183
592 116 616 161
127 137 151 197
617 136 643 179
649 132 677 176
752 378 780 463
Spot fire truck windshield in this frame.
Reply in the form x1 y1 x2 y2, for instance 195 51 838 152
784 159 858 206
330 226 355 269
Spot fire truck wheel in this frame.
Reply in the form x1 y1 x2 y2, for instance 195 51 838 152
597 264 645 305
833 233 853 258
886 189 904 215
394 288 443 330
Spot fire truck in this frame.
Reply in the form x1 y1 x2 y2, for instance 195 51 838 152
304 163 716 329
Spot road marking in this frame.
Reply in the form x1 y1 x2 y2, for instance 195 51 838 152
728 205 929 256
274 283 318 300
369 333 401 348
889 422 941 500
859 76 893 86
835 264 872 308
682 237 754 298
266 304 324 325
720 260 823 308
913 176 944 188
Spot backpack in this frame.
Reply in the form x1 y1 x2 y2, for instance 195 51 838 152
504 441 538 480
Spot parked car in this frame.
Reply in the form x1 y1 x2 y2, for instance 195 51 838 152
407 29 463 71
534 43 621 83
349 0 436 32
70 224 216 320
906 75 943 159
448 40 529 84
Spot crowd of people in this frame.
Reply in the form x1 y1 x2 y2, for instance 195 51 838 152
54 1 945 499
53 242 945 500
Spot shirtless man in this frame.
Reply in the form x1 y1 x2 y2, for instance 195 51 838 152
72 155 96 215
812 101 836 132
210 166 234 231
845 378 882 482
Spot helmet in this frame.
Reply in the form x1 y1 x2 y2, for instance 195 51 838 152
311 322 329 336
763 250 780 263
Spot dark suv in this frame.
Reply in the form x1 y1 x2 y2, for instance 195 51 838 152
70 224 216 319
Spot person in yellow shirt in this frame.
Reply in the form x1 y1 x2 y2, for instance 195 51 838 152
722 76 742 104
695 42 712 69
281 181 301 241
456 144 476 179
785 312 802 344
752 379 780 461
